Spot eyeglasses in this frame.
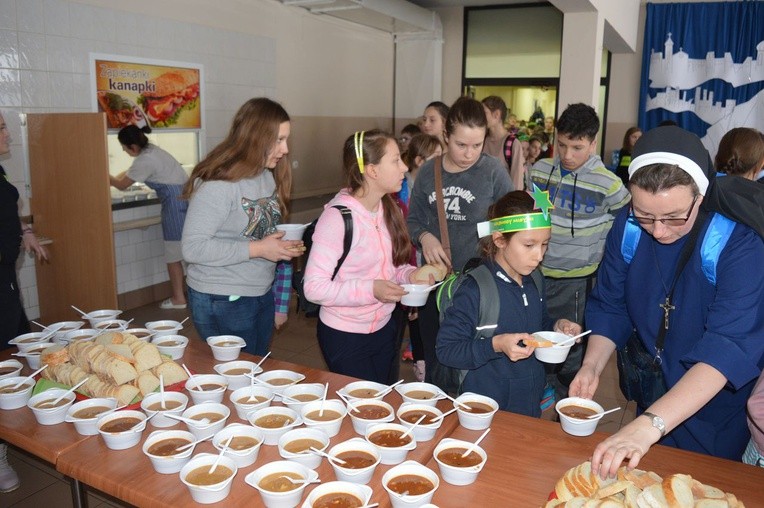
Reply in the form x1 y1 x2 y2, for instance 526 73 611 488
629 195 698 226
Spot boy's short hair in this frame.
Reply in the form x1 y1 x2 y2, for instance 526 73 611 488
556 103 599 141
401 123 421 136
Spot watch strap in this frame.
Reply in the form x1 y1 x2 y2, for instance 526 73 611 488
641 411 666 437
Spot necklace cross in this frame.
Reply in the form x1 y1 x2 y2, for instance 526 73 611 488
659 297 676 330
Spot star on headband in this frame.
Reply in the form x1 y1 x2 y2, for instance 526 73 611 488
530 183 554 219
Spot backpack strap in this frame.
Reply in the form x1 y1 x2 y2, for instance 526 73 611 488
699 213 735 286
468 264 500 340
331 205 353 281
621 218 642 264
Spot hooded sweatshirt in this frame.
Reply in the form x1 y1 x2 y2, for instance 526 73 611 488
304 189 416 334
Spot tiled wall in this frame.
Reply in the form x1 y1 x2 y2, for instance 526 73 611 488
0 0 278 319
112 204 165 295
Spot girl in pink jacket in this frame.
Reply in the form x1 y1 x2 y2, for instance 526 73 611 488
304 130 429 383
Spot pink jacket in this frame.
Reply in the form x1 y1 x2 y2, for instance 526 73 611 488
304 190 416 333
747 371 764 453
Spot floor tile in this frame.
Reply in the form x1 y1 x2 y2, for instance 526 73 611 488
2 452 58 506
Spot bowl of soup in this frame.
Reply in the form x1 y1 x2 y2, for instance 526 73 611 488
337 380 388 402
146 319 184 337
60 328 98 346
0 376 35 410
433 437 488 486
64 397 119 435
327 437 382 485
94 319 129 333
96 409 148 449
206 335 246 361
0 360 23 381
532 331 576 364
82 309 122 328
382 460 440 508
280 383 325 412
213 360 262 391
300 399 347 437
453 392 499 431
303 481 373 508
348 399 396 436
180 452 238 504
230 385 274 420
212 423 265 468
249 406 302 445
277 427 330 470
142 429 196 474
275 223 309 241
124 327 153 341
151 334 189 360
27 388 77 425
140 391 189 428
185 374 228 405
400 283 432 307
245 460 318 508
396 403 444 442
394 382 444 407
364 423 417 465
555 396 604 436
254 370 306 395
181 402 230 440
9 332 52 353
48 321 85 343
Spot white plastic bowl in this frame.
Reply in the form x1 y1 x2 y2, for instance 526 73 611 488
382 460 439 508
93 319 129 333
400 283 432 307
555 397 605 437
124 328 153 341
396 402 444 442
61 328 98 345
64 397 119 435
140 391 189 428
249 406 303 445
206 335 246 361
185 374 228 404
300 399 347 437
181 402 230 440
0 376 35 410
48 321 85 343
23 351 43 370
302 481 373 508
532 331 575 364
82 309 122 328
395 382 445 407
280 383 325 412
278 427 330 470
152 334 189 360
230 385 274 420
142 429 196 474
276 223 308 241
9 332 52 353
453 392 499 431
27 389 76 425
337 380 388 401
364 422 417 465
327 438 382 485
433 437 488 486
145 320 183 337
348 399 396 435
180 452 238 505
213 360 262 391
254 370 306 395
96 409 148 449
0 360 23 380
245 460 318 508
213 423 265 468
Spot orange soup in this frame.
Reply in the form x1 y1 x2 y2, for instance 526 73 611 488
368 429 412 448
437 447 482 467
387 474 434 495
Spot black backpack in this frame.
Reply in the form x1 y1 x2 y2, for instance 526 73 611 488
292 205 353 316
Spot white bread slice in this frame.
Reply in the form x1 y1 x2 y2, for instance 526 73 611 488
152 359 188 386
596 481 630 499
133 341 162 372
690 480 726 500
136 371 160 396
105 344 135 364
663 474 693 508
694 500 730 507
41 344 69 366
623 483 642 508
636 483 667 508
94 331 123 346
105 358 138 385
114 384 140 406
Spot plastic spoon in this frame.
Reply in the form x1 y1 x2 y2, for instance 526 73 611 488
588 406 622 419
182 364 202 390
319 383 329 417
178 316 189 327
400 414 427 439
335 391 361 413
308 446 347 465
175 434 214 452
41 377 89 408
31 320 51 330
12 364 49 389
442 393 472 411
159 374 166 409
130 411 156 432
554 329 592 348
209 435 234 474
429 406 458 423
278 476 320 486
376 379 404 398
70 305 88 317
421 280 445 292
254 351 272 371
461 427 491 458
164 414 212 427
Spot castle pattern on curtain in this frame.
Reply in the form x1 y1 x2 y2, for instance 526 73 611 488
638 1 764 160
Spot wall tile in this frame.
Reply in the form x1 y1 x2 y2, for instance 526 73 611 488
16 0 43 34
45 35 71 73
70 72 90 109
113 11 138 45
69 37 95 75
43 0 70 37
48 71 73 107
17 31 46 70
0 0 16 30
0 29 19 68
20 69 49 107
0 68 21 107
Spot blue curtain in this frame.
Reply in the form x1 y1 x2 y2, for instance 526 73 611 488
638 1 764 157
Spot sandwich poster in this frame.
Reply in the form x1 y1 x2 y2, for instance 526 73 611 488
91 55 202 130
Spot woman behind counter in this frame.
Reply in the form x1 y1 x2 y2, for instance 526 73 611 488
181 98 303 356
110 125 189 309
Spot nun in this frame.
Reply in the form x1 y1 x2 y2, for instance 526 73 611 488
570 126 764 477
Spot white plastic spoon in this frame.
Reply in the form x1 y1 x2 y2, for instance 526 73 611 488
554 329 592 348
588 406 622 419
254 351 271 371
130 411 157 432
175 434 214 452
179 316 189 327
181 364 202 390
442 392 472 411
31 320 50 330
70 305 88 317
46 377 89 407
209 435 234 474
309 446 347 465
159 374 166 410
164 413 212 427
278 476 320 486
421 280 445 292
400 414 427 439
318 382 329 417
335 391 361 413
12 364 48 389
429 406 458 423
461 427 491 458
376 379 404 398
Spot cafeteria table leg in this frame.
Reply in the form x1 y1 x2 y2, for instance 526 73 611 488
69 477 89 508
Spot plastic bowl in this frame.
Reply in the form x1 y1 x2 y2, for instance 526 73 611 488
382 460 439 508
124 328 153 341
248 406 302 445
181 402 230 440
185 374 228 404
180 452 238 504
230 385 274 420
254 370 305 395
0 376 35 410
0 360 23 381
213 423 265 468
280 383 325 412
82 309 122 328
140 391 189 428
555 396 605 437
64 397 119 435
9 332 52 353
453 392 499 430
300 399 347 437
532 331 575 364
327 437 382 485
364 422 417 465
206 335 246 361
400 284 432 307
276 223 308 241
433 437 488 486
142 429 197 474
27 389 76 425
93 319 129 333
145 320 183 337
151 334 189 360
96 409 148 449
396 402 444 442
337 380 388 401
277 427 330 469
48 321 85 343
348 399 396 435
245 460 318 508
22 351 43 370
61 328 98 346
395 382 445 407
303 481 373 508
213 360 263 391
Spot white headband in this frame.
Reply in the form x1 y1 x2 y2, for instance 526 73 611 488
628 152 709 196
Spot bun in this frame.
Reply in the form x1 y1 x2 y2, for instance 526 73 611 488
144 70 198 98
414 263 448 283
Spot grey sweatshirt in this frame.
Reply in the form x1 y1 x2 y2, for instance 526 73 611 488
181 173 278 297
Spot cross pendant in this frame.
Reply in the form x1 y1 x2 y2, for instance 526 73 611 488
659 297 676 330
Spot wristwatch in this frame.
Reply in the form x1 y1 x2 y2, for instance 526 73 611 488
641 411 666 437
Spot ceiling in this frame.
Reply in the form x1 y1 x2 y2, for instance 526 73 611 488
408 0 544 8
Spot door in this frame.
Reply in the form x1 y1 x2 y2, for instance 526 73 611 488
27 113 117 322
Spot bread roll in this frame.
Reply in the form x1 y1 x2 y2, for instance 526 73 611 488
413 263 448 283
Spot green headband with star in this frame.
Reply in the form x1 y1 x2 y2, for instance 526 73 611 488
476 184 554 238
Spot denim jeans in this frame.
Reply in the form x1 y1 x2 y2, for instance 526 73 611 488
188 287 274 357
317 317 396 384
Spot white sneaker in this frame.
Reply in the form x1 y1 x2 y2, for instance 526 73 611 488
159 298 187 310
0 443 20 493
413 360 426 382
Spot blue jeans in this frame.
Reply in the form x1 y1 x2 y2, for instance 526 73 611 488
188 287 274 357
317 317 396 384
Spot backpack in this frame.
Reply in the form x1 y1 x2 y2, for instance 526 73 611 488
431 258 544 395
292 205 353 316
502 132 518 168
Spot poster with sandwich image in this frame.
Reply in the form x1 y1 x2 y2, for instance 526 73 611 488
91 55 202 130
